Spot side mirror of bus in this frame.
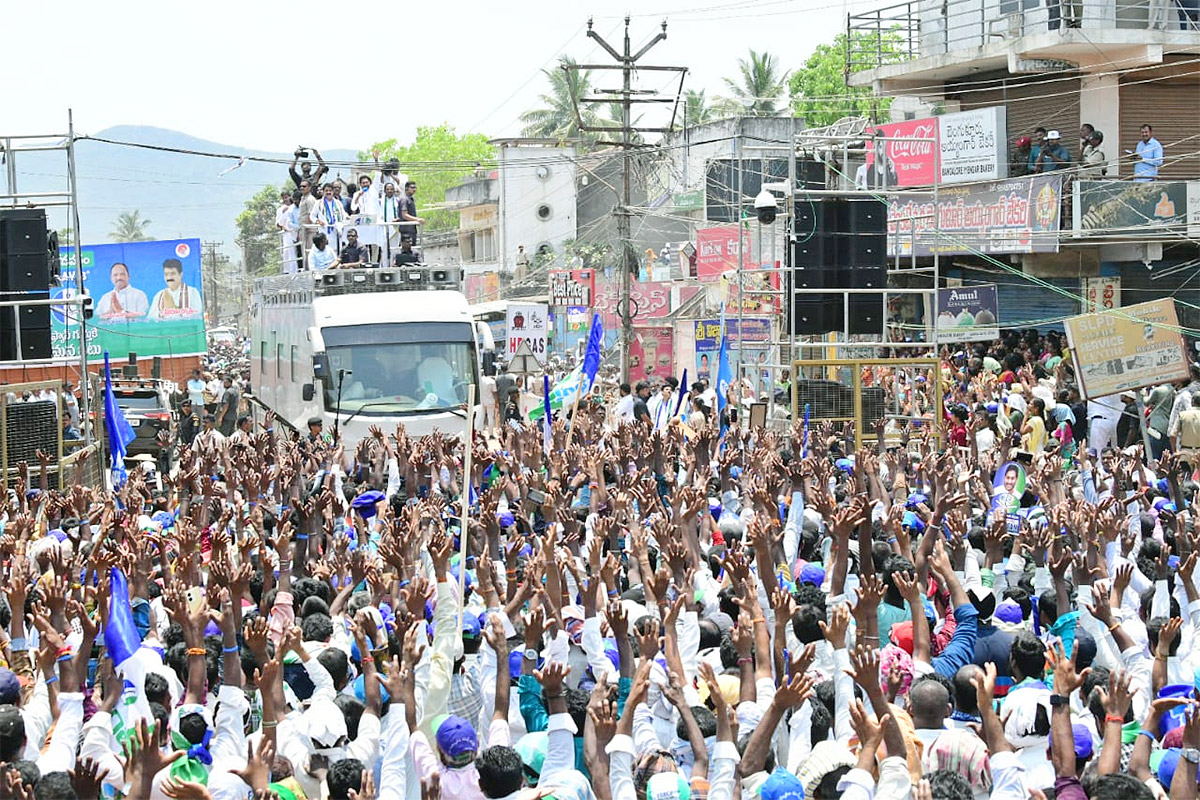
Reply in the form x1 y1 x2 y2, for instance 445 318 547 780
312 353 331 382
302 383 315 402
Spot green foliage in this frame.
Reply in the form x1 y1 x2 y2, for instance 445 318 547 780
682 89 714 128
364 124 494 232
236 184 282 277
520 57 606 145
789 32 903 128
109 210 152 242
715 50 788 117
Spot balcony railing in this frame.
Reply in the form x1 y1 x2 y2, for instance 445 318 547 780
848 0 1200 73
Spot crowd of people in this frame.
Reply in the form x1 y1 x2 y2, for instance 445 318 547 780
1009 122 1163 181
2 327 1200 800
275 150 425 274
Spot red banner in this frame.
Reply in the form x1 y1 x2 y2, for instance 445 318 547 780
549 269 595 307
866 117 939 188
594 280 700 336
695 226 751 281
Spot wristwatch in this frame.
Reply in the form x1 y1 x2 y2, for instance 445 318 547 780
523 647 538 661
1048 694 1070 707
1182 748 1200 764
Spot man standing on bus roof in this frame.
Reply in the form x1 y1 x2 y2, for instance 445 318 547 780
147 258 203 321
400 180 424 245
97 262 149 319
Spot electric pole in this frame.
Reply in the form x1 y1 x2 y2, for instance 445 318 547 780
202 240 222 327
567 17 687 382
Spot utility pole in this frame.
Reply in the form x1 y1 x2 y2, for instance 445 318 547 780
202 240 222 327
568 17 687 382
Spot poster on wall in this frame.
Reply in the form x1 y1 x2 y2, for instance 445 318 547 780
1063 299 1190 400
935 285 999 344
630 326 674 383
865 106 1007 187
505 303 548 366
52 238 206 362
692 317 771 391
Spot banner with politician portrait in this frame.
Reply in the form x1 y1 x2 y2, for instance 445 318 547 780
52 238 206 362
991 461 1026 515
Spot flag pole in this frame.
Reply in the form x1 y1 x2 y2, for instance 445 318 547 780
457 383 475 635
565 351 585 444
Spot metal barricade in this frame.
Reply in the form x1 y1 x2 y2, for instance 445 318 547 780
790 357 943 451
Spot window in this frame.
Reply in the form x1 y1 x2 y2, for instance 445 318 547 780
290 345 299 382
277 344 284 378
536 165 552 180
260 341 267 373
536 204 553 221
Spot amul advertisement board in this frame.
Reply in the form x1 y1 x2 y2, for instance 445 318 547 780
1063 299 1190 400
887 174 1062 257
52 238 206 362
866 106 1007 187
936 285 999 344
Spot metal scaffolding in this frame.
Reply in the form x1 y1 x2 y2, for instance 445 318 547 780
0 111 92 444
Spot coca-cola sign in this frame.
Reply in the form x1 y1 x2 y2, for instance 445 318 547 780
866 106 1007 187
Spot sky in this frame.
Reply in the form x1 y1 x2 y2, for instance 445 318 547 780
9 0 876 152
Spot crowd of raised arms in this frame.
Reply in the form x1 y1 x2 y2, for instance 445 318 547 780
2 328 1200 800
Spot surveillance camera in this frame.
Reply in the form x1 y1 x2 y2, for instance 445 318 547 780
754 189 777 224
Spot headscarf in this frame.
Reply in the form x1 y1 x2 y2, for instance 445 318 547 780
922 729 992 795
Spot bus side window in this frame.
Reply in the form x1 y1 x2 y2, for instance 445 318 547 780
277 344 284 378
290 346 298 382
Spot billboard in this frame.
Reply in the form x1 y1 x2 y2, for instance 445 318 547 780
887 174 1062 257
692 317 772 395
1073 180 1200 236
936 285 999 344
549 269 595 307
866 107 1007 188
1063 299 1190 400
696 226 751 281
505 303 548 366
53 239 205 362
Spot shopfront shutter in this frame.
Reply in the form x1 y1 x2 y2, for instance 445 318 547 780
1119 59 1200 181
958 268 1079 331
947 71 1082 148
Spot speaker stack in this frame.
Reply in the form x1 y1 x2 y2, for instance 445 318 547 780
0 209 53 360
789 197 887 336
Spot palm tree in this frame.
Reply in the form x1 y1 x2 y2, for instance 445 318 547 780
109 210 152 242
520 57 604 142
682 89 714 128
717 50 788 117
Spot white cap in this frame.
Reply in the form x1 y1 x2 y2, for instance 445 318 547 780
1047 130 1061 139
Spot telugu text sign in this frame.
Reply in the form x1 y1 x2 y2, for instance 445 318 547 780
887 174 1062 257
866 107 1007 188
53 238 206 362
1063 299 1190 400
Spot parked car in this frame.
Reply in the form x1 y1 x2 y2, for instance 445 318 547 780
107 379 176 473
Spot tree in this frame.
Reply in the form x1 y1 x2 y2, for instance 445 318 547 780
715 50 788 117
363 124 494 232
789 32 904 128
109 210 152 242
682 89 714 128
236 185 281 277
520 57 605 143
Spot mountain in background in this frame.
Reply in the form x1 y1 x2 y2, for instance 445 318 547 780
7 125 360 259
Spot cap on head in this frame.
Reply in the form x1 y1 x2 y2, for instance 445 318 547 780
434 715 478 763
1046 130 1061 140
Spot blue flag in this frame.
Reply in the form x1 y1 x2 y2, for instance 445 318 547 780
580 313 604 395
103 352 136 487
542 374 552 455
104 567 140 667
673 369 689 418
715 304 733 417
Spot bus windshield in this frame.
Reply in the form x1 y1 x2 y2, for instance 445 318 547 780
324 340 475 414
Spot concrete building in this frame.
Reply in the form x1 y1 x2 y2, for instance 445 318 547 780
846 0 1200 330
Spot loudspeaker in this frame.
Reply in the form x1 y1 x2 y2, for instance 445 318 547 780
837 198 887 271
847 293 885 335
792 296 844 335
0 209 48 255
0 299 50 361
152 356 163 379
796 158 826 190
6 329 52 361
792 198 835 269
2 253 52 291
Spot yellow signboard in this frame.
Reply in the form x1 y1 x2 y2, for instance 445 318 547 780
1063 298 1190 400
